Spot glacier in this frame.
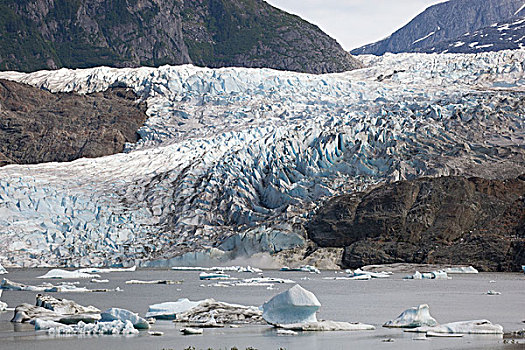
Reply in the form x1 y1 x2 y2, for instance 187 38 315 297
0 50 524 267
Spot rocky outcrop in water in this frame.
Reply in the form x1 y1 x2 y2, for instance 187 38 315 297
0 79 147 166
308 175 525 272
0 0 360 74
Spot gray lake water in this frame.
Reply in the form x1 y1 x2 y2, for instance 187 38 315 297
0 269 524 350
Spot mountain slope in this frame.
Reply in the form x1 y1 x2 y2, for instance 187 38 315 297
423 16 525 53
0 79 147 166
0 0 361 74
351 0 524 55
0 51 524 268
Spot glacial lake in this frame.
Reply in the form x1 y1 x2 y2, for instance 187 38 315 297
0 269 524 350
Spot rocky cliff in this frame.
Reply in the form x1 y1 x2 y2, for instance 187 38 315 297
351 0 524 55
0 0 361 74
0 79 147 166
308 175 525 272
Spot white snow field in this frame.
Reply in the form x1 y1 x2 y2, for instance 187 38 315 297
0 51 524 267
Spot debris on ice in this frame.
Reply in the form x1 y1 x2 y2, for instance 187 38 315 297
383 304 438 328
279 320 375 332
175 299 263 325
36 294 100 315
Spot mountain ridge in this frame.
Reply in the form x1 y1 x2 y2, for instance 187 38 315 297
0 0 361 74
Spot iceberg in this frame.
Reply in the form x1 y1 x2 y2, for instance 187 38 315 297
34 318 65 330
383 304 438 328
199 272 231 280
175 299 263 325
280 265 320 274
262 285 321 325
352 269 391 279
443 266 478 274
407 320 504 334
11 303 101 324
279 320 375 332
180 327 203 335
0 290 6 311
76 266 137 274
100 308 150 329
37 269 100 279
46 320 139 335
1 278 90 292
125 279 182 284
146 299 203 319
36 294 100 315
0 263 7 274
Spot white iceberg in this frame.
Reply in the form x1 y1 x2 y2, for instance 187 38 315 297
262 285 321 325
91 279 109 283
125 279 181 285
383 304 438 328
77 266 137 274
100 308 150 329
0 263 7 275
34 318 64 330
46 320 139 335
1 278 90 292
279 320 375 332
352 269 391 279
37 269 100 279
199 272 231 280
406 320 504 334
443 266 478 274
146 299 203 319
277 329 297 335
180 327 203 335
403 271 423 280
403 270 449 280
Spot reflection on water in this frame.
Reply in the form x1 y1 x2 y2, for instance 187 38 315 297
0 269 523 349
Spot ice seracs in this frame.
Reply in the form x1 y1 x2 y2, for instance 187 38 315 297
100 308 150 329
383 304 438 328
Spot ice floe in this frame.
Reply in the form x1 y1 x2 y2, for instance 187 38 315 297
100 307 150 329
35 294 100 315
280 265 320 274
46 320 138 335
1 278 91 292
383 304 438 328
146 299 202 319
180 327 203 335
0 290 7 311
199 272 231 280
37 269 100 279
125 279 182 285
279 320 375 332
175 299 263 325
0 263 7 275
406 320 504 334
443 266 478 274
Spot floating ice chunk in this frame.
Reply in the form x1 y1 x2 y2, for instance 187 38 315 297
426 331 463 337
280 265 320 274
277 329 297 335
443 266 478 274
199 272 231 280
403 271 423 280
100 308 150 329
431 270 449 280
36 294 99 315
34 318 64 330
0 300 7 311
76 266 137 274
0 263 7 275
146 299 203 319
11 304 100 324
175 299 263 325
407 320 504 334
148 331 163 336
353 269 391 279
1 278 91 292
46 320 139 335
486 290 501 295
37 269 100 279
262 285 321 325
180 327 203 335
279 320 375 332
125 279 182 285
383 304 438 328
91 279 109 283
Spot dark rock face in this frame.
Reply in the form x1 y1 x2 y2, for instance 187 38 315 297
0 79 147 166
308 175 525 271
0 0 361 74
351 0 524 55
423 16 525 54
